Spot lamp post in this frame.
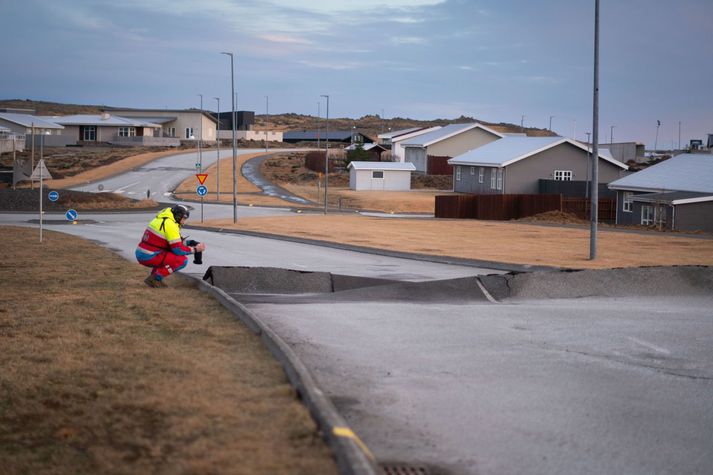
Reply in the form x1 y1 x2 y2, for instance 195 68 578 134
320 94 329 214
549 115 555 132
520 114 526 133
585 132 591 199
39 130 49 242
265 95 269 153
590 0 600 260
654 120 661 152
610 125 615 144
317 101 321 149
214 96 221 200
221 51 238 222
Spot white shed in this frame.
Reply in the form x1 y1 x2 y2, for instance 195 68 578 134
348 161 416 191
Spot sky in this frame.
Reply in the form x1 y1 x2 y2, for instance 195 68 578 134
1 0 712 149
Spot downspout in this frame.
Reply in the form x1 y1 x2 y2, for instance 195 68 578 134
671 205 676 231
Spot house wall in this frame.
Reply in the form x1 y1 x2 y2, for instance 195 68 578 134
453 165 497 194
109 110 216 141
350 169 411 191
674 201 713 233
505 142 624 194
405 147 427 172
218 130 284 142
391 128 440 162
428 128 500 157
615 190 645 225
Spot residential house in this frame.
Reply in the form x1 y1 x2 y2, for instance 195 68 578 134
377 127 422 146
599 142 646 164
283 130 372 144
345 143 387 161
448 136 628 195
401 123 503 175
387 127 441 163
608 153 713 232
40 113 178 146
348 161 416 191
107 108 218 142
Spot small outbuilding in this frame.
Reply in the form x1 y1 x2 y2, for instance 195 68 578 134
348 161 416 191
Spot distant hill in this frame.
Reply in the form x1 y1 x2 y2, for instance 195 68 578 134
0 99 555 140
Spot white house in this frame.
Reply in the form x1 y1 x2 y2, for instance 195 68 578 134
348 161 416 191
389 126 441 163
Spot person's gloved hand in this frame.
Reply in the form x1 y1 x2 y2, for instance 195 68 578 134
195 242 206 253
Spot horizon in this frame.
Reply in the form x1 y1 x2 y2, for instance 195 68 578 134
2 0 711 148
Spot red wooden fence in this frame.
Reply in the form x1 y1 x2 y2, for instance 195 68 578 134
427 155 453 175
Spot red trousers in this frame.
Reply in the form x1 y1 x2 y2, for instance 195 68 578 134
136 250 188 279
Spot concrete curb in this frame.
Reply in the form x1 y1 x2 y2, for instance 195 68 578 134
186 224 564 273
190 275 380 475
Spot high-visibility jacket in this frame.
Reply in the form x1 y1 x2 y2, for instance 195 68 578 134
136 207 193 258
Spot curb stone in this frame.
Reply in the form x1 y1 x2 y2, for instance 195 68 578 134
190 275 380 475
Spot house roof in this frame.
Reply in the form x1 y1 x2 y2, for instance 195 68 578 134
631 191 713 205
39 114 161 127
0 113 64 129
347 161 416 171
390 126 442 144
345 143 386 152
608 154 713 193
447 136 628 169
106 108 219 124
401 123 503 147
121 116 176 125
377 127 422 139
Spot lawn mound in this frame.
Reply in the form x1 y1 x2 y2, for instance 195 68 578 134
0 188 159 212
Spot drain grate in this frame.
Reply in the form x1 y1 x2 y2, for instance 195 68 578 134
381 464 431 475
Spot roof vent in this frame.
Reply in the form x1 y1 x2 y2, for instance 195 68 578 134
101 112 111 120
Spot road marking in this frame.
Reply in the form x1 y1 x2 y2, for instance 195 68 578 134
628 337 671 355
476 278 499 303
112 181 142 194
333 426 375 461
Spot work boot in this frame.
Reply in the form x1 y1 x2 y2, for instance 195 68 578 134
144 275 167 288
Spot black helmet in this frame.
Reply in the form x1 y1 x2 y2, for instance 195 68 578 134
171 204 190 221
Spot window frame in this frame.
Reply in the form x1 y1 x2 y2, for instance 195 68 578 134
372 170 384 179
623 192 633 212
641 205 655 225
82 126 96 141
185 127 194 139
455 166 462 181
490 168 497 189
478 167 484 183
554 170 573 181
496 168 503 190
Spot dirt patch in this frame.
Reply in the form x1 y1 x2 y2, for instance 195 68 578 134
200 214 713 270
519 210 589 225
0 226 337 474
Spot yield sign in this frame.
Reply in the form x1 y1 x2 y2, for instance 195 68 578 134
196 173 208 185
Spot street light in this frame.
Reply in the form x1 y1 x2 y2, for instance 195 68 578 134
221 51 238 223
590 0 600 260
610 125 615 144
549 115 555 132
320 94 329 214
214 96 221 200
520 114 526 133
265 95 269 153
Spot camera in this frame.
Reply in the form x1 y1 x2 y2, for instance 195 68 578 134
185 239 203 265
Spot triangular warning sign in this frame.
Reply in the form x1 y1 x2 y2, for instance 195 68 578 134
196 173 208 185
30 159 53 180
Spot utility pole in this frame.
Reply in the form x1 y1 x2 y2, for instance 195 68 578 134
220 51 238 222
610 125 615 144
321 94 330 214
678 121 681 150
265 95 269 153
520 114 525 133
590 0 600 260
317 101 321 149
654 120 661 152
549 115 555 132
214 96 220 200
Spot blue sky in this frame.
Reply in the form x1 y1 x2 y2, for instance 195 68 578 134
1 0 711 148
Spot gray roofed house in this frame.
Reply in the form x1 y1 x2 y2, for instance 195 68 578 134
448 136 627 196
608 153 713 232
347 161 416 191
400 123 503 175
106 108 218 142
283 130 372 144
0 112 65 134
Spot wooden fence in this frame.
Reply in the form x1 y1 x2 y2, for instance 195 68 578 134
427 155 453 176
435 194 616 222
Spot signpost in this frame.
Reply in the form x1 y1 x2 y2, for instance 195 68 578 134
48 191 59 202
65 208 78 223
196 174 208 223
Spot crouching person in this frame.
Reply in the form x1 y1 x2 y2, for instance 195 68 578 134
136 204 206 288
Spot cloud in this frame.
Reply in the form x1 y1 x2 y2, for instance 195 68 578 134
258 34 313 45
391 36 427 45
296 59 363 70
391 17 425 24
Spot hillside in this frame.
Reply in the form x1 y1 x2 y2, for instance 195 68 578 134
0 99 555 140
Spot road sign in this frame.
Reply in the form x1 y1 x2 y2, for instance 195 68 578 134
48 191 59 202
30 159 53 180
65 209 78 221
196 185 208 197
196 173 208 184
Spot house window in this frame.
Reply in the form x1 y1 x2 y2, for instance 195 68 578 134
497 169 503 190
82 126 96 141
554 170 573 181
118 127 136 137
185 127 194 139
641 205 655 225
165 127 176 137
470 166 475 175
479 167 484 183
372 171 384 179
456 166 462 181
623 192 633 212
490 168 497 189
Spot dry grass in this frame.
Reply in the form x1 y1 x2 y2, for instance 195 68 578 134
283 184 442 213
0 226 337 475
201 214 713 270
